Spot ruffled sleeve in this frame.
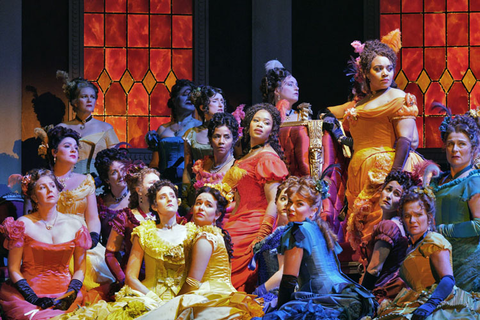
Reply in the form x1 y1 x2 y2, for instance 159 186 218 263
74 225 92 249
105 128 120 148
460 172 480 201
254 152 288 184
278 220 314 256
0 217 25 250
82 174 96 196
111 211 128 237
418 232 452 258
194 225 223 251
372 220 402 247
390 93 418 120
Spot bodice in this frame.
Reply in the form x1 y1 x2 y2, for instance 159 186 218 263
57 174 95 219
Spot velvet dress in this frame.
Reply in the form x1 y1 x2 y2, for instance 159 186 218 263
97 196 131 247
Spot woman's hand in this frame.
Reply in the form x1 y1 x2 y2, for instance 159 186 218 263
423 164 441 187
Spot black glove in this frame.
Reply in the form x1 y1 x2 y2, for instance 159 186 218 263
361 271 378 290
54 279 82 311
277 274 298 308
145 130 160 151
391 136 411 171
90 231 100 249
411 275 454 320
323 115 353 148
14 279 55 309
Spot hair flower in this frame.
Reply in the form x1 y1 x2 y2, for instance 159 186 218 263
351 40 364 54
315 179 330 200
344 107 358 122
412 186 435 200
204 182 234 204
0 217 25 242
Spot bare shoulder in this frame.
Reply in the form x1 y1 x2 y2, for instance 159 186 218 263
93 119 114 130
387 88 406 99
18 215 34 225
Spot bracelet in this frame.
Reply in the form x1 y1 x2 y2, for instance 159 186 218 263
186 277 201 289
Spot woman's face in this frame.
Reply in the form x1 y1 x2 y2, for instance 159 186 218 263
175 86 195 113
211 125 234 157
276 188 289 226
287 192 318 223
445 131 473 170
192 192 220 226
107 161 126 190
33 176 59 207
205 93 225 120
74 87 97 115
402 200 429 240
276 75 299 105
152 186 179 217
368 55 394 92
380 180 404 213
53 137 79 166
249 109 273 144
139 172 160 196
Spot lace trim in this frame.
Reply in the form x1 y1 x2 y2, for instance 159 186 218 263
194 225 222 251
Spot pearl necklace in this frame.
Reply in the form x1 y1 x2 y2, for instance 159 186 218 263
210 154 234 173
160 221 177 230
56 172 73 189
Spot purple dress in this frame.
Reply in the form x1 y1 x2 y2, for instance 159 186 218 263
97 196 131 247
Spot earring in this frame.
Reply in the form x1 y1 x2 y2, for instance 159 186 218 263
139 196 143 204
53 156 56 164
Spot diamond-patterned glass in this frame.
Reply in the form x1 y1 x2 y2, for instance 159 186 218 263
416 70 431 94
463 69 476 93
439 70 454 93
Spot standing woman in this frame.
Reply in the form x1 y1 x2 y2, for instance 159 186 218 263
56 71 119 176
222 103 288 292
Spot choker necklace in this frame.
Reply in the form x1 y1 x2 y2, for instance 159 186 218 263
448 164 473 181
56 171 73 189
249 143 266 153
75 115 93 130
138 207 154 221
211 154 234 173
160 221 177 230
111 188 128 203
39 212 58 230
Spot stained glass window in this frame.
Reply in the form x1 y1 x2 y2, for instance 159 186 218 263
84 0 193 147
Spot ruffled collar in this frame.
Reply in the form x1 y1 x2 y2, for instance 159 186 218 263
432 169 480 192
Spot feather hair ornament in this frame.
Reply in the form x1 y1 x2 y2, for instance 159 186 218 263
265 59 284 73
381 29 402 53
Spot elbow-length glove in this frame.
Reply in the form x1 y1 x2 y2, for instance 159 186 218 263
277 274 298 308
391 136 411 171
54 279 83 311
14 279 55 309
411 275 455 320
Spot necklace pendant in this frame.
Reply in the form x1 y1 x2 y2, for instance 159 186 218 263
46 225 53 230
79 124 85 130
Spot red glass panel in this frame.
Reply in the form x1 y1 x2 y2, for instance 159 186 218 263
105 117 126 142
151 84 171 116
425 83 446 115
395 51 402 75
415 117 424 148
84 48 104 80
447 47 468 80
470 13 480 46
128 117 148 148
471 47 480 77
151 117 170 131
128 15 149 47
405 83 424 115
128 84 149 115
105 14 126 47
470 83 480 107
447 13 468 46
106 0 126 12
172 16 192 48
84 14 104 47
447 0 468 11
380 0 400 13
128 0 149 13
173 0 193 14
425 117 443 148
151 49 171 81
380 15 400 38
402 14 423 47
402 48 423 80
94 89 105 113
85 0 104 12
105 83 127 115
425 48 446 81
151 0 171 14
425 0 445 12
472 0 480 11
106 48 126 81
447 83 469 114
172 49 193 80
128 49 149 80
424 14 445 47
402 0 422 13
150 15 171 47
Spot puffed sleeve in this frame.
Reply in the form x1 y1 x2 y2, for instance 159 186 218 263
418 232 452 258
460 173 480 201
372 220 402 248
74 225 93 249
182 127 195 145
110 210 128 237
0 217 25 250
194 225 222 251
255 153 289 184
85 174 96 195
105 128 120 148
278 221 314 256
390 93 418 120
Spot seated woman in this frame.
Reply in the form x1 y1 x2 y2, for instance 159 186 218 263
375 186 480 319
360 170 414 303
139 184 263 319
56 71 119 176
0 169 90 320
259 176 376 320
94 148 130 246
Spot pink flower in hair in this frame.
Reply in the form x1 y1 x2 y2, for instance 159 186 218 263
351 41 364 54
232 104 246 137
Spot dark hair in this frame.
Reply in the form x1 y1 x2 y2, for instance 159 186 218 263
147 179 179 224
260 67 292 104
125 165 160 209
442 114 480 154
207 112 239 145
47 126 81 168
167 79 195 121
360 40 398 92
382 170 415 191
94 148 129 191
400 186 437 232
190 86 224 122
275 176 299 203
242 103 284 159
23 169 63 212
194 186 234 260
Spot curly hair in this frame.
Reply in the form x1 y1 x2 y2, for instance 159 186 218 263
242 103 284 159
285 176 338 252
359 40 398 91
190 86 224 122
125 165 160 209
442 114 480 153
260 66 292 104
57 71 98 111
167 79 195 121
194 186 234 260
207 112 239 145
275 176 299 203
94 148 129 191
46 126 81 168
400 186 437 232
382 170 416 191
23 169 63 212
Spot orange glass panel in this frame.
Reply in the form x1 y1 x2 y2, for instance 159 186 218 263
151 84 171 116
425 0 445 12
106 48 126 81
172 16 192 48
447 83 469 114
425 82 446 115
105 83 127 115
96 89 105 112
380 15 400 38
425 117 443 148
415 117 424 148
402 48 423 80
85 0 104 12
402 14 423 47
172 49 192 80
128 84 149 115
128 0 149 13
447 47 468 80
151 0 171 14
84 48 104 80
84 14 104 47
173 0 193 14
106 0 126 12
424 14 445 47
470 82 480 107
402 0 422 13
380 0 400 13
128 117 148 148
395 51 402 74
471 47 480 77
151 15 171 47
425 48 446 81
106 14 126 47
405 83 424 115
447 0 468 11
447 13 468 46
472 0 480 11
128 49 149 80
128 15 149 47
470 13 480 46
151 117 171 131
151 49 171 81
105 117 127 143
